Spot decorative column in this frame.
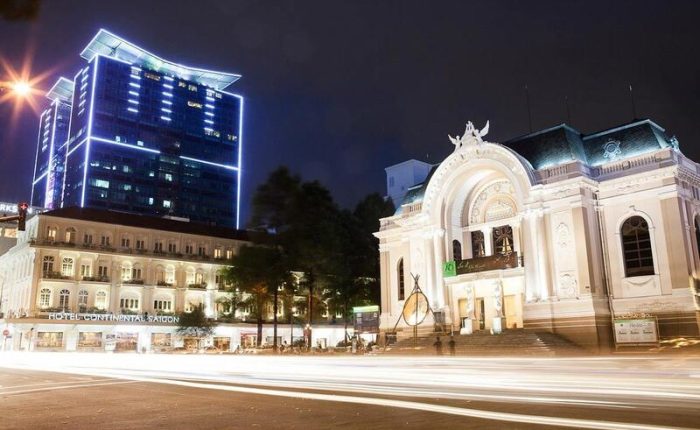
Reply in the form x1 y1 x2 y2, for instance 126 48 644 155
379 246 391 317
482 227 492 256
522 212 539 302
432 228 446 310
535 212 551 300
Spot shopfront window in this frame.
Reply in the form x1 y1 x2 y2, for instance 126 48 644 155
78 332 103 348
36 332 63 348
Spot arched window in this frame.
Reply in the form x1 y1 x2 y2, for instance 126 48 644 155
42 256 54 276
61 257 74 277
471 231 485 258
621 216 654 277
39 288 51 308
397 258 405 301
95 291 107 310
78 289 88 311
59 289 70 310
452 240 462 261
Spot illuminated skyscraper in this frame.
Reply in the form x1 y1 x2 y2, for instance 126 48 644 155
31 29 244 228
31 78 73 210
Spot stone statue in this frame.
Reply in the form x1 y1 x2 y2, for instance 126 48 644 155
448 120 490 150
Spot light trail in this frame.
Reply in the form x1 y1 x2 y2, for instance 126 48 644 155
1 352 699 429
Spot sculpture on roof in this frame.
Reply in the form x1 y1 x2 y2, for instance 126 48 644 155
449 120 490 150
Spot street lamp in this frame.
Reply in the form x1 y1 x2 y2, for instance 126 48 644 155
0 80 32 97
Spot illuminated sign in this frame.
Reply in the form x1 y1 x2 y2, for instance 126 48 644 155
443 252 519 277
48 312 179 324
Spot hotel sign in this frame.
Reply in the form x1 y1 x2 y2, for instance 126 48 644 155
48 312 179 324
443 252 519 277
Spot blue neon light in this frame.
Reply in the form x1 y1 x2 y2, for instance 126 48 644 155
161 108 172 113
162 92 173 97
204 119 213 124
204 111 214 116
163 76 173 81
128 99 138 104
235 94 244 229
91 136 161 154
206 96 215 102
163 84 173 89
127 107 138 113
129 82 140 88
179 155 238 171
128 90 139 96
81 56 99 207
160 116 171 121
162 100 172 105
205 104 214 109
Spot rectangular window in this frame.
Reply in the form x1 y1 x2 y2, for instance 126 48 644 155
100 236 110 246
198 246 205 256
214 248 222 258
187 101 202 108
168 243 177 253
98 265 109 277
144 72 161 81
121 237 130 248
84 234 93 245
136 239 145 250
185 244 193 254
80 264 91 277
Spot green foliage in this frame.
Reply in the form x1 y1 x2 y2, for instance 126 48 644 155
177 304 217 339
244 167 395 325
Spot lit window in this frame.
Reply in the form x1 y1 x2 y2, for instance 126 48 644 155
188 84 198 92
148 197 154 205
164 173 173 182
95 291 107 310
61 257 74 277
59 289 70 310
178 81 187 88
621 216 654 277
91 179 109 189
39 288 51 308
187 101 202 109
163 200 172 208
144 72 161 81
214 248 222 258
226 134 237 141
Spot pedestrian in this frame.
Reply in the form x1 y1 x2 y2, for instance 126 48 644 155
433 336 443 355
448 335 456 356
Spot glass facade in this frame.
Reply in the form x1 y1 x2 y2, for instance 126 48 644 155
31 99 71 209
33 31 243 228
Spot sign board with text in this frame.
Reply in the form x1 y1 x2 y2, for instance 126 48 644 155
613 317 659 346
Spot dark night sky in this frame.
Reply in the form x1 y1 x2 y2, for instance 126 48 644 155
1 1 699 225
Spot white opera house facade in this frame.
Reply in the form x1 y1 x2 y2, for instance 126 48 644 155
377 119 700 349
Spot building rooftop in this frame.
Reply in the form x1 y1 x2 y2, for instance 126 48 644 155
80 29 241 90
41 207 249 241
46 77 74 104
392 119 680 213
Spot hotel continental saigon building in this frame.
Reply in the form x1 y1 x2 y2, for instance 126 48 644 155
0 207 250 352
377 119 700 350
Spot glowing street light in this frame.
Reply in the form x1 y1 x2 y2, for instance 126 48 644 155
10 81 31 97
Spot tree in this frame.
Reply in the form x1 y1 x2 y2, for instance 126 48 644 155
222 245 292 350
176 304 217 351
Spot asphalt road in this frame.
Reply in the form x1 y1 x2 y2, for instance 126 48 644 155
1 353 699 430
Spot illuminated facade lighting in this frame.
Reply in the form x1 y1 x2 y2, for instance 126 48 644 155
31 30 244 228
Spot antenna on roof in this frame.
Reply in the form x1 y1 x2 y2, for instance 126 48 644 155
628 84 638 120
564 96 572 124
524 85 533 133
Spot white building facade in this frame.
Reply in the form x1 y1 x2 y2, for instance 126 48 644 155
0 207 354 352
376 119 700 350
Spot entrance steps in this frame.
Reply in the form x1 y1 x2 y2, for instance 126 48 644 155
381 329 586 356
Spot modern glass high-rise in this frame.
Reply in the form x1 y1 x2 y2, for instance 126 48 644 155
32 29 243 228
31 78 73 210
